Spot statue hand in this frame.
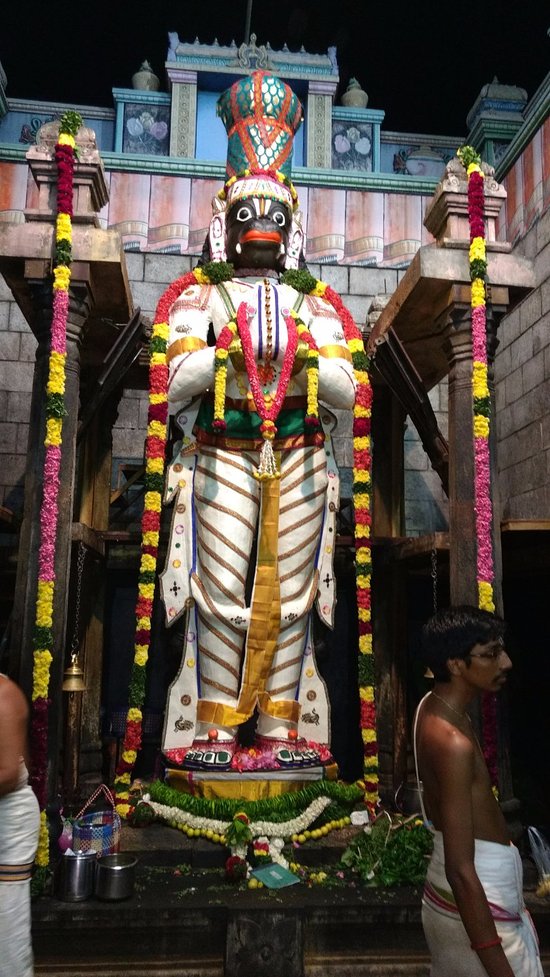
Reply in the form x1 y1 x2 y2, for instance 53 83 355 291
228 336 245 372
291 339 309 375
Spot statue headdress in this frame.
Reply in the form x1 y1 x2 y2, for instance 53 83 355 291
208 70 304 268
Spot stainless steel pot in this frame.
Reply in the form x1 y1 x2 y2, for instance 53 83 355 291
56 851 97 902
95 853 138 900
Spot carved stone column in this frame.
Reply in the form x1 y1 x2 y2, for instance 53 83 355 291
0 119 132 805
306 80 337 168
368 303 408 802
444 302 479 606
167 68 198 157
10 281 91 798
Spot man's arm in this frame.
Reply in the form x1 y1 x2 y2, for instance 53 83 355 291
435 732 515 977
0 678 28 797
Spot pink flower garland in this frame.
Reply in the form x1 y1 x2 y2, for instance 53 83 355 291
458 144 498 786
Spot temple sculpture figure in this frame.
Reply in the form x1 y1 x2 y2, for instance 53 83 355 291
160 71 357 772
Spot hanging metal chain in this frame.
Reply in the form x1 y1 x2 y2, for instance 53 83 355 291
69 541 87 658
430 547 438 615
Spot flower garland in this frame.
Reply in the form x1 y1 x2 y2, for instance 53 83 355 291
212 305 319 479
112 263 224 815
457 145 498 786
114 261 377 812
281 269 377 810
29 110 82 870
143 776 361 835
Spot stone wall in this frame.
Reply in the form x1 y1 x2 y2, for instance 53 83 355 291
0 275 36 510
404 383 449 535
494 205 550 519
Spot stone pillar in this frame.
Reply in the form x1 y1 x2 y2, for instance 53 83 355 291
77 392 123 782
367 298 408 802
1 119 132 804
306 80 337 168
167 67 198 157
10 279 91 799
444 300 479 607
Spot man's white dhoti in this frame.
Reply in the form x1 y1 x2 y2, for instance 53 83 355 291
0 781 40 977
422 831 544 977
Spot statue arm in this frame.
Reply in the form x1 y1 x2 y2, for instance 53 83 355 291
167 293 215 404
301 299 356 409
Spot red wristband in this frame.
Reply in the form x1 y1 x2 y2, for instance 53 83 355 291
470 936 502 951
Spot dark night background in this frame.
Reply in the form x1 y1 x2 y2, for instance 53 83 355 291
1 1 548 136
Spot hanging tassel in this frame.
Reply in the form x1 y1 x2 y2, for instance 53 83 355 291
255 438 280 480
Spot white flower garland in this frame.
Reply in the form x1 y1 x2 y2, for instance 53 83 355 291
144 794 332 840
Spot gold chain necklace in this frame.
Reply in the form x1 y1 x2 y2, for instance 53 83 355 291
431 691 470 721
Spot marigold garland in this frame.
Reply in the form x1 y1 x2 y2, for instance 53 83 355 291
29 110 82 869
114 261 377 813
458 144 498 786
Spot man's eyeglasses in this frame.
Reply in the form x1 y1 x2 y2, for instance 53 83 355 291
468 639 508 661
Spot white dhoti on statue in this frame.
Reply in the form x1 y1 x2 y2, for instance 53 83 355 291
422 831 544 977
0 782 40 977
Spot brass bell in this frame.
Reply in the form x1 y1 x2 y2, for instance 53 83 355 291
423 666 434 680
62 656 86 692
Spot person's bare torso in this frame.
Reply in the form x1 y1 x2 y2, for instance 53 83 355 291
416 702 510 845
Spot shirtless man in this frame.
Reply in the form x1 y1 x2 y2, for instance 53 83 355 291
414 606 543 977
0 674 40 977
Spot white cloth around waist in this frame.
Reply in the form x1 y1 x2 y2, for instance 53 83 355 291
427 829 524 918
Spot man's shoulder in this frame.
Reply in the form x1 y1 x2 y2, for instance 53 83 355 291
422 713 476 760
0 677 28 717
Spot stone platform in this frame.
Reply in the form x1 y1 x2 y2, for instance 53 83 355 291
32 824 550 977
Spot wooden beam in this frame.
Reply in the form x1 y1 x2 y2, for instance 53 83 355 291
78 307 145 441
375 532 450 563
372 328 449 494
71 522 105 557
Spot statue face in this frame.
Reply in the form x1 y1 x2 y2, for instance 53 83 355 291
225 197 291 270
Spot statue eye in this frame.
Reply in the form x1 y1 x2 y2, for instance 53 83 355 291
236 206 252 222
273 211 287 227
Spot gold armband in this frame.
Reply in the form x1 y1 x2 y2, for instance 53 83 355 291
319 344 352 363
167 337 207 363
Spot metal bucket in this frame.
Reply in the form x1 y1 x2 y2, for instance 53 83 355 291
56 851 97 901
394 781 424 816
95 853 138 901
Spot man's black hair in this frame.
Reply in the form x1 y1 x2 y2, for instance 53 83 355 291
421 605 506 683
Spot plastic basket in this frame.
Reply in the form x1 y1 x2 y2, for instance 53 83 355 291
72 785 121 856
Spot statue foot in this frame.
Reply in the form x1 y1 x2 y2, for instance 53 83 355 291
182 737 237 771
253 734 323 769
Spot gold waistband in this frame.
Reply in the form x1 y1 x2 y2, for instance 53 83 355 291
203 393 308 412
167 337 208 363
319 344 352 362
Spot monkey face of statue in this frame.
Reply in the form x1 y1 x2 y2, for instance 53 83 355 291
225 197 291 271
